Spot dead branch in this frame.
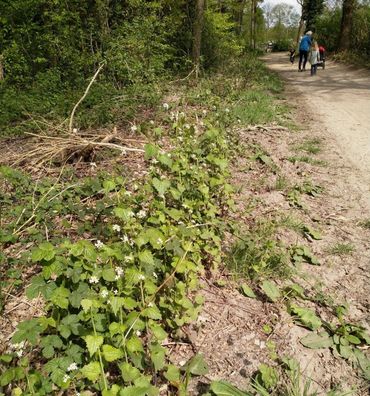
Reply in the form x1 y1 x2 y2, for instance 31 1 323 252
69 62 105 133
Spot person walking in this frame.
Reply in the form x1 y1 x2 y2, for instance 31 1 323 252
298 31 313 72
309 41 320 76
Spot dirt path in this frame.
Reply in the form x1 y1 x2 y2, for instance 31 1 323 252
264 53 370 207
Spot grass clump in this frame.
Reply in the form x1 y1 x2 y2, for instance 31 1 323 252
328 243 355 256
228 220 291 280
295 138 322 155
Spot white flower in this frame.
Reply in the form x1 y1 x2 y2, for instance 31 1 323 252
112 224 121 232
178 136 183 142
115 267 124 278
153 272 158 279
184 124 190 129
89 276 99 284
67 363 78 371
131 125 138 132
124 190 132 196
157 238 163 245
138 274 145 281
150 120 155 125
124 255 134 262
137 210 147 219
133 184 139 191
90 162 97 168
100 290 109 298
11 341 25 350
63 374 70 383
148 302 154 307
162 103 169 110
202 110 207 115
122 235 129 243
212 105 217 110
151 158 158 164
16 350 23 357
136 330 142 336
95 240 104 249
225 108 230 113
76 393 81 396
114 289 118 295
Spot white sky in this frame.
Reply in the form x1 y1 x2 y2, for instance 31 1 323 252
262 0 301 12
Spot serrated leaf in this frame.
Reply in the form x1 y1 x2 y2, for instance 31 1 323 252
138 250 155 265
114 207 134 222
103 180 116 193
150 324 168 341
152 178 171 196
144 144 158 160
85 335 103 356
143 306 162 320
31 242 55 262
240 284 256 298
26 276 46 299
120 362 141 383
183 353 208 376
210 381 251 396
102 344 124 362
149 343 165 371
300 332 333 349
126 336 144 353
261 281 281 302
81 361 101 382
102 385 121 396
164 365 180 382
145 228 165 249
12 319 42 345
102 267 116 282
50 286 70 309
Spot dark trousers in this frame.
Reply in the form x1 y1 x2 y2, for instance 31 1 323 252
311 64 318 75
299 50 308 70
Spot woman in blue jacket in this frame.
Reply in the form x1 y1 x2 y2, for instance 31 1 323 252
298 31 313 71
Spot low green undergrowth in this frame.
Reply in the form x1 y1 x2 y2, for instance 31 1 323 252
0 114 234 394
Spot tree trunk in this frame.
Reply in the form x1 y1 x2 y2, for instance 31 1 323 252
250 0 257 49
339 0 356 50
295 16 305 48
192 0 205 79
252 0 257 49
236 0 247 35
0 55 4 80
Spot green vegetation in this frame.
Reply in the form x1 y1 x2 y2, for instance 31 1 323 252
1 1 369 394
295 138 322 155
328 243 355 256
0 49 291 394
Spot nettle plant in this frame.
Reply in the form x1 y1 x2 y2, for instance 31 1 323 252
0 114 234 395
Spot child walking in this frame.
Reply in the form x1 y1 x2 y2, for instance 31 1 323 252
309 41 320 76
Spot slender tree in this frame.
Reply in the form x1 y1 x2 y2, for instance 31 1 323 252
192 0 206 78
339 0 356 50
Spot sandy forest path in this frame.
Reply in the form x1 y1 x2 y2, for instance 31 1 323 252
264 52 370 207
